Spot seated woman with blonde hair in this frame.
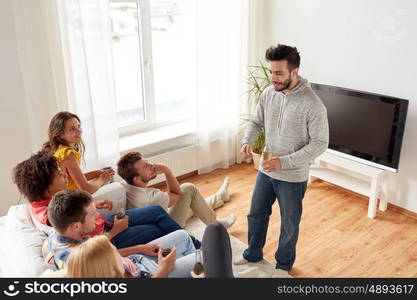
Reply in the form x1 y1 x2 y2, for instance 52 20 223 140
67 235 130 278
41 235 129 278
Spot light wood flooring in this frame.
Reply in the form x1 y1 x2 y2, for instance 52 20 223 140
177 163 417 278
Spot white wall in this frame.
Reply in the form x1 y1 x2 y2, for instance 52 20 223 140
262 0 417 212
0 0 63 215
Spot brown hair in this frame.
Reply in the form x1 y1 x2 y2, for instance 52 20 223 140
117 152 142 185
48 190 92 234
42 111 85 158
13 151 60 202
265 43 300 71
67 235 124 278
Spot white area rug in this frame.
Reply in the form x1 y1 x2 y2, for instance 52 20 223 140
185 217 275 278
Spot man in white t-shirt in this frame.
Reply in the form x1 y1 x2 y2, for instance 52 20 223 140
117 152 236 229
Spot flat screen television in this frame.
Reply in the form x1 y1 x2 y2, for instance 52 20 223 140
311 83 408 173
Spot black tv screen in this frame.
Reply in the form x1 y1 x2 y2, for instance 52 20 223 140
311 83 408 172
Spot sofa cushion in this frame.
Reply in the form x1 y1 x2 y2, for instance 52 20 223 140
3 204 50 277
92 182 127 218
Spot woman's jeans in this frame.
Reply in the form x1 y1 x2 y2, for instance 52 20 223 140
104 205 201 249
243 171 307 271
202 222 234 278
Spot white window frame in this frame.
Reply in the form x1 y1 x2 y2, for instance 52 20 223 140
110 0 195 137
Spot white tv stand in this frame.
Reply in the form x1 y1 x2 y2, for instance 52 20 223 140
309 151 389 218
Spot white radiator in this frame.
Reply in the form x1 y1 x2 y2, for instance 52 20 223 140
147 145 199 185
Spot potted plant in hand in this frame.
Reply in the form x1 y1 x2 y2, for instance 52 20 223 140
241 62 271 169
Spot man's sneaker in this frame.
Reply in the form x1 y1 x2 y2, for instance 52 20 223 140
217 214 236 229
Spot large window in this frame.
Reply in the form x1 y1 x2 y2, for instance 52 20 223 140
109 0 196 134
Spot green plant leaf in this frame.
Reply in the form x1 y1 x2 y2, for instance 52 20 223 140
240 61 271 152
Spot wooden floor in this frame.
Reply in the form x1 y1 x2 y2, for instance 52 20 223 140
178 163 417 278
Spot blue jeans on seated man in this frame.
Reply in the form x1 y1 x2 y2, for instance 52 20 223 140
104 205 201 249
243 171 307 271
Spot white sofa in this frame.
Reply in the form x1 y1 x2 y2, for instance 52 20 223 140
0 182 127 277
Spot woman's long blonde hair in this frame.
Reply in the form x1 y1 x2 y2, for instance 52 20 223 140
67 235 124 278
42 111 85 158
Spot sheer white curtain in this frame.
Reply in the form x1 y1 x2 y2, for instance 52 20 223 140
58 0 119 171
195 0 248 174
10 0 68 152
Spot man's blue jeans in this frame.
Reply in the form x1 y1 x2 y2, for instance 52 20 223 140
104 205 201 249
243 171 307 271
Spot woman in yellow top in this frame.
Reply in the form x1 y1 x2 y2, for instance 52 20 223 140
42 111 114 194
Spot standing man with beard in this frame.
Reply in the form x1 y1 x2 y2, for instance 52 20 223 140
236 44 329 277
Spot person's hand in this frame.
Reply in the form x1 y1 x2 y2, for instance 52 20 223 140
240 144 252 161
101 167 116 175
153 163 169 175
190 271 205 278
112 214 129 235
261 157 281 172
99 169 114 182
140 243 160 256
94 199 113 211
157 246 176 274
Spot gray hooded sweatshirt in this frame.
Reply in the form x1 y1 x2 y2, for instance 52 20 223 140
242 77 329 182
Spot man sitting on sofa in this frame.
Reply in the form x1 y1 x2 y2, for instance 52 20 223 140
117 152 236 229
13 152 201 249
